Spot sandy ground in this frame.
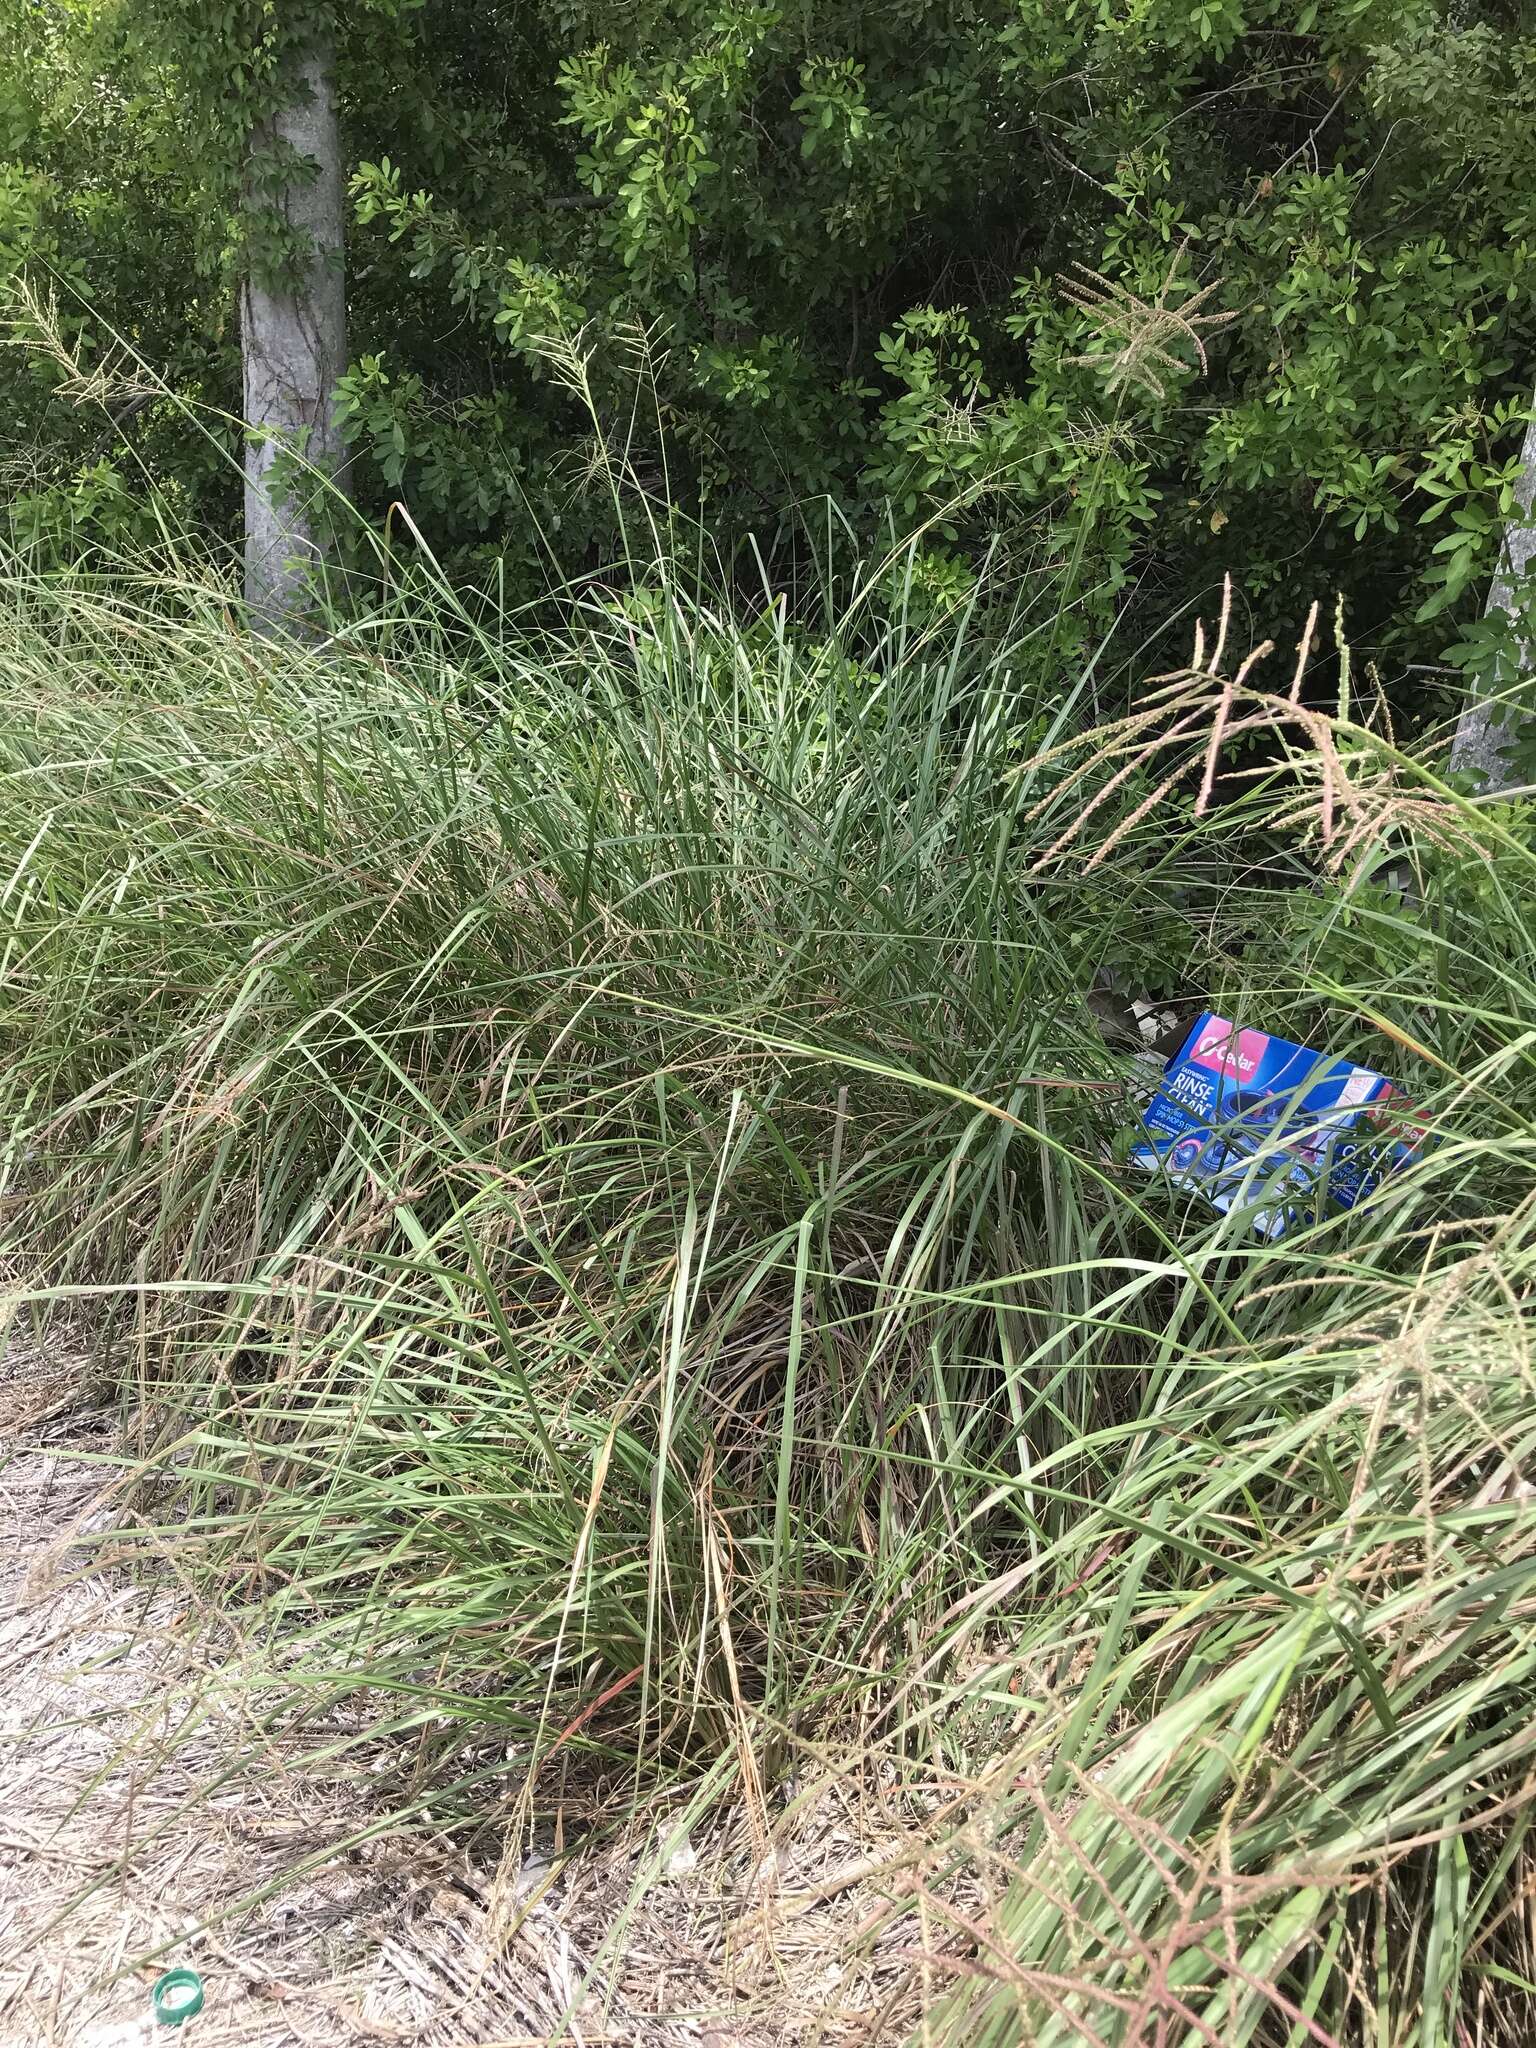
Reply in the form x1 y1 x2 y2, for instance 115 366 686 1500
0 1344 967 2047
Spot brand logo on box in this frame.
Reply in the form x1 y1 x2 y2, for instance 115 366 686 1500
1366 1085 1429 1153
1189 1019 1269 1080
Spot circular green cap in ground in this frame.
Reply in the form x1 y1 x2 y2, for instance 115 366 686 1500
151 1969 205 2027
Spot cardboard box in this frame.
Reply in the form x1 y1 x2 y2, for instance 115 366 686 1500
1130 1011 1422 1237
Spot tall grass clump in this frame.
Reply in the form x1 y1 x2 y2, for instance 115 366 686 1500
2 525 1536 2044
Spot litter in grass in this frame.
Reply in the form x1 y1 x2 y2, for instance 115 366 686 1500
150 1969 204 2027
1130 1009 1426 1237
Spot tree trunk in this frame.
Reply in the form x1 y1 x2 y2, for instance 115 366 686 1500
1450 400 1536 789
241 27 347 632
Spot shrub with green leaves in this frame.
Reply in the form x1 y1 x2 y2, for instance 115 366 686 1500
4 1 1536 704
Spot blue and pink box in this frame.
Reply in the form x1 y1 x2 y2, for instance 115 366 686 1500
1131 1011 1425 1236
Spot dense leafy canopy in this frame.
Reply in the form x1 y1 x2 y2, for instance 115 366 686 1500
2 1 1535 685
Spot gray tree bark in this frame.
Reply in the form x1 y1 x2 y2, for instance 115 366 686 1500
1450 399 1536 789
242 29 347 632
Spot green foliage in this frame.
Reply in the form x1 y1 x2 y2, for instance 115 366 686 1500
4 0 1536 677
0 0 236 551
